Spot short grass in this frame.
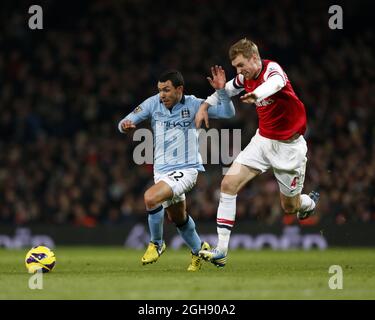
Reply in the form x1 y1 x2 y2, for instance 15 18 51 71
0 247 374 299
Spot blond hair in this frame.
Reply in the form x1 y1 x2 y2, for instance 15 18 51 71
229 38 260 61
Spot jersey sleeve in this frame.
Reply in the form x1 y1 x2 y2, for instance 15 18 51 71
251 62 287 102
207 89 235 119
232 74 245 89
118 96 154 133
205 75 244 106
191 91 235 120
263 62 287 86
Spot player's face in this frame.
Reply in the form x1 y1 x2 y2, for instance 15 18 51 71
158 80 183 108
231 54 260 79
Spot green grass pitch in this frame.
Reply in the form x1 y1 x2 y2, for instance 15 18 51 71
1 247 374 299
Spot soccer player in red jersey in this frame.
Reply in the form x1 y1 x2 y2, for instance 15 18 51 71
196 38 319 267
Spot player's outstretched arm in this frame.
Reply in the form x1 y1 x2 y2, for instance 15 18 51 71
118 97 154 133
195 102 210 128
240 67 285 104
207 65 226 91
195 66 235 128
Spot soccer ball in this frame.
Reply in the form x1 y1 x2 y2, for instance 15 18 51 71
25 246 56 274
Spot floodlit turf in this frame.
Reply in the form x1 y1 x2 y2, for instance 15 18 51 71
0 247 374 300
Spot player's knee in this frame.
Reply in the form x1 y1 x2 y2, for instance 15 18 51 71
220 178 238 195
144 191 158 210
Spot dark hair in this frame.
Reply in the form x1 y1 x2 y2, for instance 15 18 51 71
158 70 184 88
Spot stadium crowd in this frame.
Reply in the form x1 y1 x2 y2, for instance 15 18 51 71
0 0 374 226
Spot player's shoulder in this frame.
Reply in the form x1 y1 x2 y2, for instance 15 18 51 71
262 59 287 81
140 94 160 108
263 59 284 70
145 93 161 103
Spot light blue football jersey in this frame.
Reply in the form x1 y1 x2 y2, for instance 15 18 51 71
119 89 235 174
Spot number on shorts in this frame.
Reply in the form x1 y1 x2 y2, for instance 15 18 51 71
168 171 184 181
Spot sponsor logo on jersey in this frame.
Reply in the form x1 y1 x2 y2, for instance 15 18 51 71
164 121 191 129
255 98 274 107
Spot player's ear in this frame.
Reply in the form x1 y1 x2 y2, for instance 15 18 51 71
176 85 184 94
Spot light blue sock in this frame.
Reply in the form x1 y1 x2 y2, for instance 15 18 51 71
177 215 202 254
147 206 164 247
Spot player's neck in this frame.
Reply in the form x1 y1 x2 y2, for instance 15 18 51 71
166 94 183 109
174 94 184 107
253 60 263 79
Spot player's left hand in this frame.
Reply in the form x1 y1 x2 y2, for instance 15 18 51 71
240 92 258 104
207 65 226 90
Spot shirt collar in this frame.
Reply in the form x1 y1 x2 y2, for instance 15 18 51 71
180 95 185 104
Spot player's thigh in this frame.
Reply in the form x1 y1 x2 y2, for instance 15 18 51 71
273 155 307 198
144 181 174 207
221 162 261 194
165 200 187 225
157 169 198 197
280 192 301 214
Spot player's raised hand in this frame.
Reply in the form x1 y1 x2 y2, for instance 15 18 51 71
121 119 136 133
240 92 257 104
207 65 226 90
195 102 210 128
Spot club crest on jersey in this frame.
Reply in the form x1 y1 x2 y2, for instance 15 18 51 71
181 108 190 119
133 106 143 114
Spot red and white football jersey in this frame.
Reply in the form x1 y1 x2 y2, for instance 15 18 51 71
234 59 306 140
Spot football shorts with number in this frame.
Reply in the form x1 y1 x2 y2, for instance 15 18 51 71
235 129 307 197
154 168 198 208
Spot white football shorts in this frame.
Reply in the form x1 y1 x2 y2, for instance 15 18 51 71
235 129 308 197
154 168 199 208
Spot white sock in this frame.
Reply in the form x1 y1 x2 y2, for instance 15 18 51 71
216 192 237 253
300 194 315 212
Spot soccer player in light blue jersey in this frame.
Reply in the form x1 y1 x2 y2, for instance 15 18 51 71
118 68 235 271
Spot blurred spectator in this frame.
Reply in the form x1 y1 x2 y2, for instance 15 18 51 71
0 0 374 226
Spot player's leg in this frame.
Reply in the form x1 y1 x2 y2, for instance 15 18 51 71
273 138 319 219
165 200 210 271
200 131 268 267
141 181 173 265
200 162 261 267
297 191 320 220
280 192 302 214
280 191 319 219
144 181 173 210
216 162 260 252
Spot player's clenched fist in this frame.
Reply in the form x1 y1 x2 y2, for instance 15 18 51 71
121 120 136 132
